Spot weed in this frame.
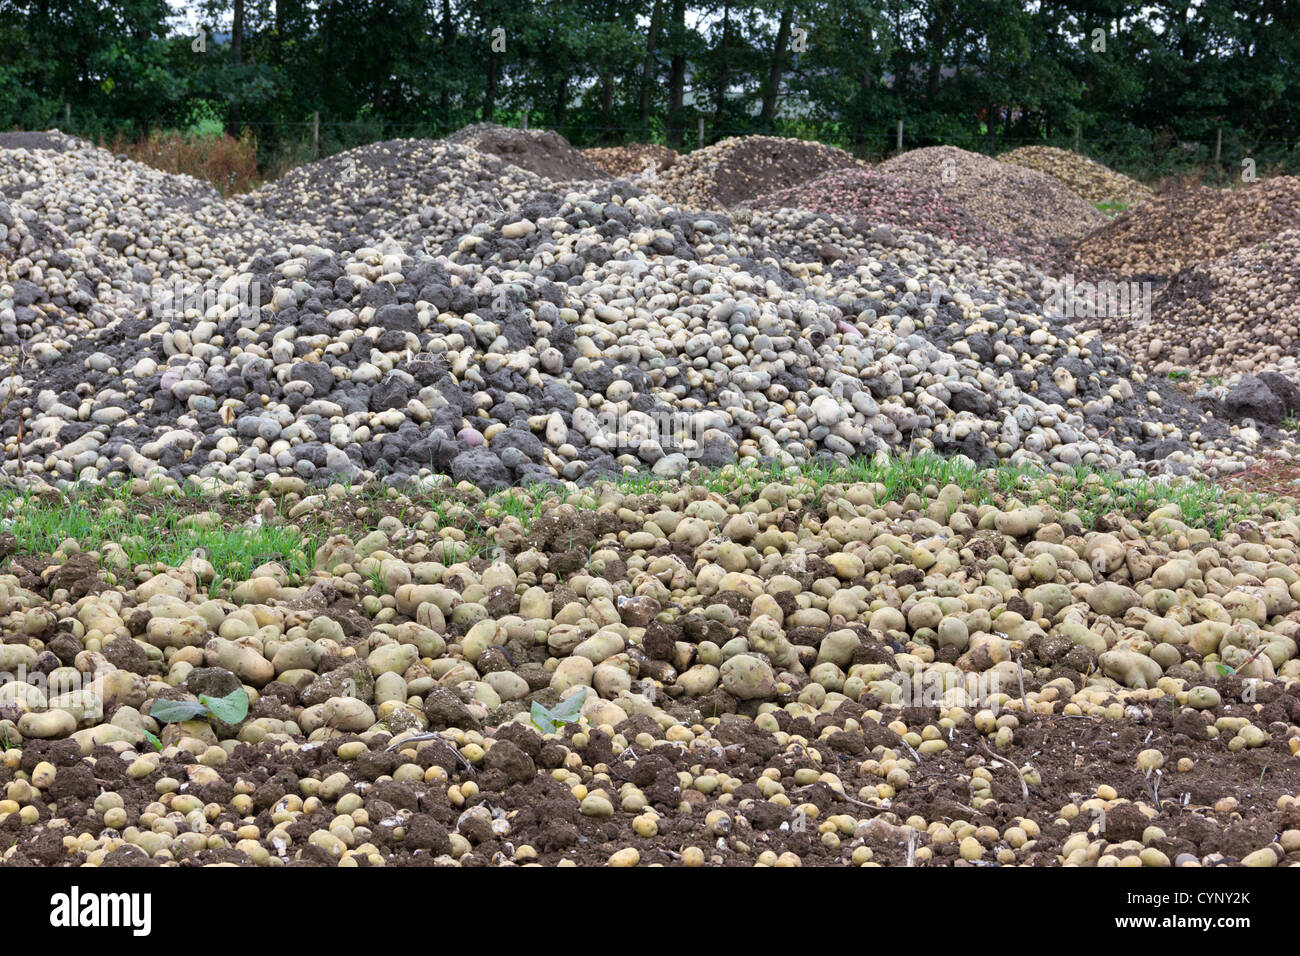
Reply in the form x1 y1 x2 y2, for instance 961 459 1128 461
1215 645 1267 677
106 128 261 196
149 687 249 728
530 690 586 734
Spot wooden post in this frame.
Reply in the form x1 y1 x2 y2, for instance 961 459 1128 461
1074 125 1081 153
521 112 528 130
64 103 71 127
896 119 903 152
312 111 320 159
697 116 705 148
1215 127 1222 165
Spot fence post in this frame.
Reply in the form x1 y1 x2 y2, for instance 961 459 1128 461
896 119 903 152
1214 126 1222 165
697 116 705 148
312 111 320 159
521 111 528 130
1074 125 1081 152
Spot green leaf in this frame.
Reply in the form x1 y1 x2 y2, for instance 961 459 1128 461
530 690 587 734
201 688 249 725
1216 663 1233 676
552 690 585 722
149 698 208 724
142 729 162 751
529 700 557 734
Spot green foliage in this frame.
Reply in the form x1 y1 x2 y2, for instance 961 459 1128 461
1 1 1298 178
150 688 250 726
0 484 315 583
530 690 586 734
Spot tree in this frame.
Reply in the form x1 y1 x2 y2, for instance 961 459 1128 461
759 0 795 126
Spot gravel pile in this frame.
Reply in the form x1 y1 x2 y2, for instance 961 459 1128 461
1070 177 1300 279
1 136 281 353
2 472 1300 866
0 130 81 153
583 144 678 178
648 135 865 210
879 146 1106 242
242 138 552 250
0 127 1284 495
8 123 1300 869
747 167 1062 273
999 146 1152 207
1107 230 1300 385
445 124 609 183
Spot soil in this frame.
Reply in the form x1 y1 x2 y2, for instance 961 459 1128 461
448 124 609 182
583 144 678 178
3 679 1297 867
651 135 865 210
0 132 76 153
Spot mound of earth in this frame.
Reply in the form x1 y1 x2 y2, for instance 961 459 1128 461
1107 230 1300 381
446 123 608 182
583 143 678 178
879 145 1106 243
649 135 866 210
748 166 1062 273
1070 176 1300 279
999 145 1151 207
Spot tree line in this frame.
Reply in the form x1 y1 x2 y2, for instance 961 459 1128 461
2 1 1298 176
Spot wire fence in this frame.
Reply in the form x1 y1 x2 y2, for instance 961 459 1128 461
57 109 1300 184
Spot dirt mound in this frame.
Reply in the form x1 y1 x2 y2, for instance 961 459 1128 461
0 130 81 153
241 138 548 248
1070 176 1300 279
0 126 1269 491
650 135 865 210
1127 230 1300 377
879 146 1106 243
446 123 608 182
582 144 678 178
999 145 1152 207
748 166 1061 272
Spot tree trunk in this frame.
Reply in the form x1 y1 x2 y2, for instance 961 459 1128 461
667 0 685 146
600 72 615 143
639 0 664 135
854 66 871 146
484 48 498 121
227 0 244 137
439 0 454 118
553 70 570 131
34 0 48 95
320 0 333 104
760 0 794 126
924 0 946 100
714 0 730 125
273 0 284 69
852 19 874 146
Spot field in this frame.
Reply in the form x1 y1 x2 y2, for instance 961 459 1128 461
2 125 1300 869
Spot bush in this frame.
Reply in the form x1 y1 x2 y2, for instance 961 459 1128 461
105 129 261 195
